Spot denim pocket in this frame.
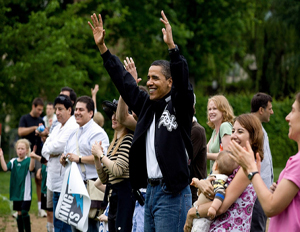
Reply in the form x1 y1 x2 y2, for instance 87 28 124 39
161 183 173 194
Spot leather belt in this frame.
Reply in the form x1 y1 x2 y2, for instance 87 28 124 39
148 178 164 187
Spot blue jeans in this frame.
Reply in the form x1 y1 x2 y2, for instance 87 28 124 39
132 192 146 232
144 183 192 232
53 192 72 232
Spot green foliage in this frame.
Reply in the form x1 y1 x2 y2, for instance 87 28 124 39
0 0 300 162
194 90 298 167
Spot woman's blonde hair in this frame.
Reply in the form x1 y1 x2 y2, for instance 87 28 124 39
207 95 235 129
15 139 31 156
107 127 132 157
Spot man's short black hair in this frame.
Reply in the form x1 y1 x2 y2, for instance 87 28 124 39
54 94 73 115
60 86 77 106
76 96 94 118
47 102 54 106
151 60 171 80
32 98 44 107
251 93 273 113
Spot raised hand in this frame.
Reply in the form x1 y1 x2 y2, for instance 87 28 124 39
160 10 175 49
88 13 107 53
91 84 99 96
228 140 259 178
124 57 141 84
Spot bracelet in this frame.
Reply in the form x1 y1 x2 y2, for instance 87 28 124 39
195 205 200 218
79 156 82 164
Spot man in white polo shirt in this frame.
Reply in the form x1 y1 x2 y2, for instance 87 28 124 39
61 96 109 232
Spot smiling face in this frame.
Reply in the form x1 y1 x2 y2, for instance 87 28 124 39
231 121 251 148
16 142 28 160
208 100 223 125
147 65 172 101
286 100 300 143
111 113 125 131
75 102 93 127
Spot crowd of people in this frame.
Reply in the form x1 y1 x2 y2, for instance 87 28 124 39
0 10 299 232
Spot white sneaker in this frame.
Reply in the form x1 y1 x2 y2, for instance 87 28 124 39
38 209 47 217
12 212 18 218
46 222 54 232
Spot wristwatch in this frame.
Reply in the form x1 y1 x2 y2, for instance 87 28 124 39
79 155 82 163
168 44 179 54
248 171 259 180
100 153 104 161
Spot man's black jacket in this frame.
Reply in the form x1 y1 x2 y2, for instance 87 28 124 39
102 49 194 194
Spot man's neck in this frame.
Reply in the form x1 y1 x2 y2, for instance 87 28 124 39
29 110 36 118
61 115 71 127
252 112 263 123
79 118 91 128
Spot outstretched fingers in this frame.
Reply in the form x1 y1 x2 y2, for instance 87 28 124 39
160 10 169 25
88 13 103 30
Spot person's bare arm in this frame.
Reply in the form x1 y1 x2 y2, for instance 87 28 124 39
29 156 35 172
252 172 298 216
207 152 219 161
0 148 7 171
184 201 212 232
18 126 37 137
221 134 231 150
207 137 219 160
94 178 106 193
229 140 300 217
88 13 107 54
207 134 231 160
217 168 250 215
91 84 99 111
208 198 223 219
67 153 95 165
116 96 137 131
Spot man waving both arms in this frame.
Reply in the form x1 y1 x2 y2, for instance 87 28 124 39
88 10 194 232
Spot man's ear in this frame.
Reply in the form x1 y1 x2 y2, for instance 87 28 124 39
167 77 173 88
67 107 72 115
258 106 264 115
89 110 94 118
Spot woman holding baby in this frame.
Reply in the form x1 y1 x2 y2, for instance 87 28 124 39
184 113 264 231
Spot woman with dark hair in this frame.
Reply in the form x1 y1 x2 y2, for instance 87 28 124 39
229 94 300 231
184 114 264 232
92 99 135 232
